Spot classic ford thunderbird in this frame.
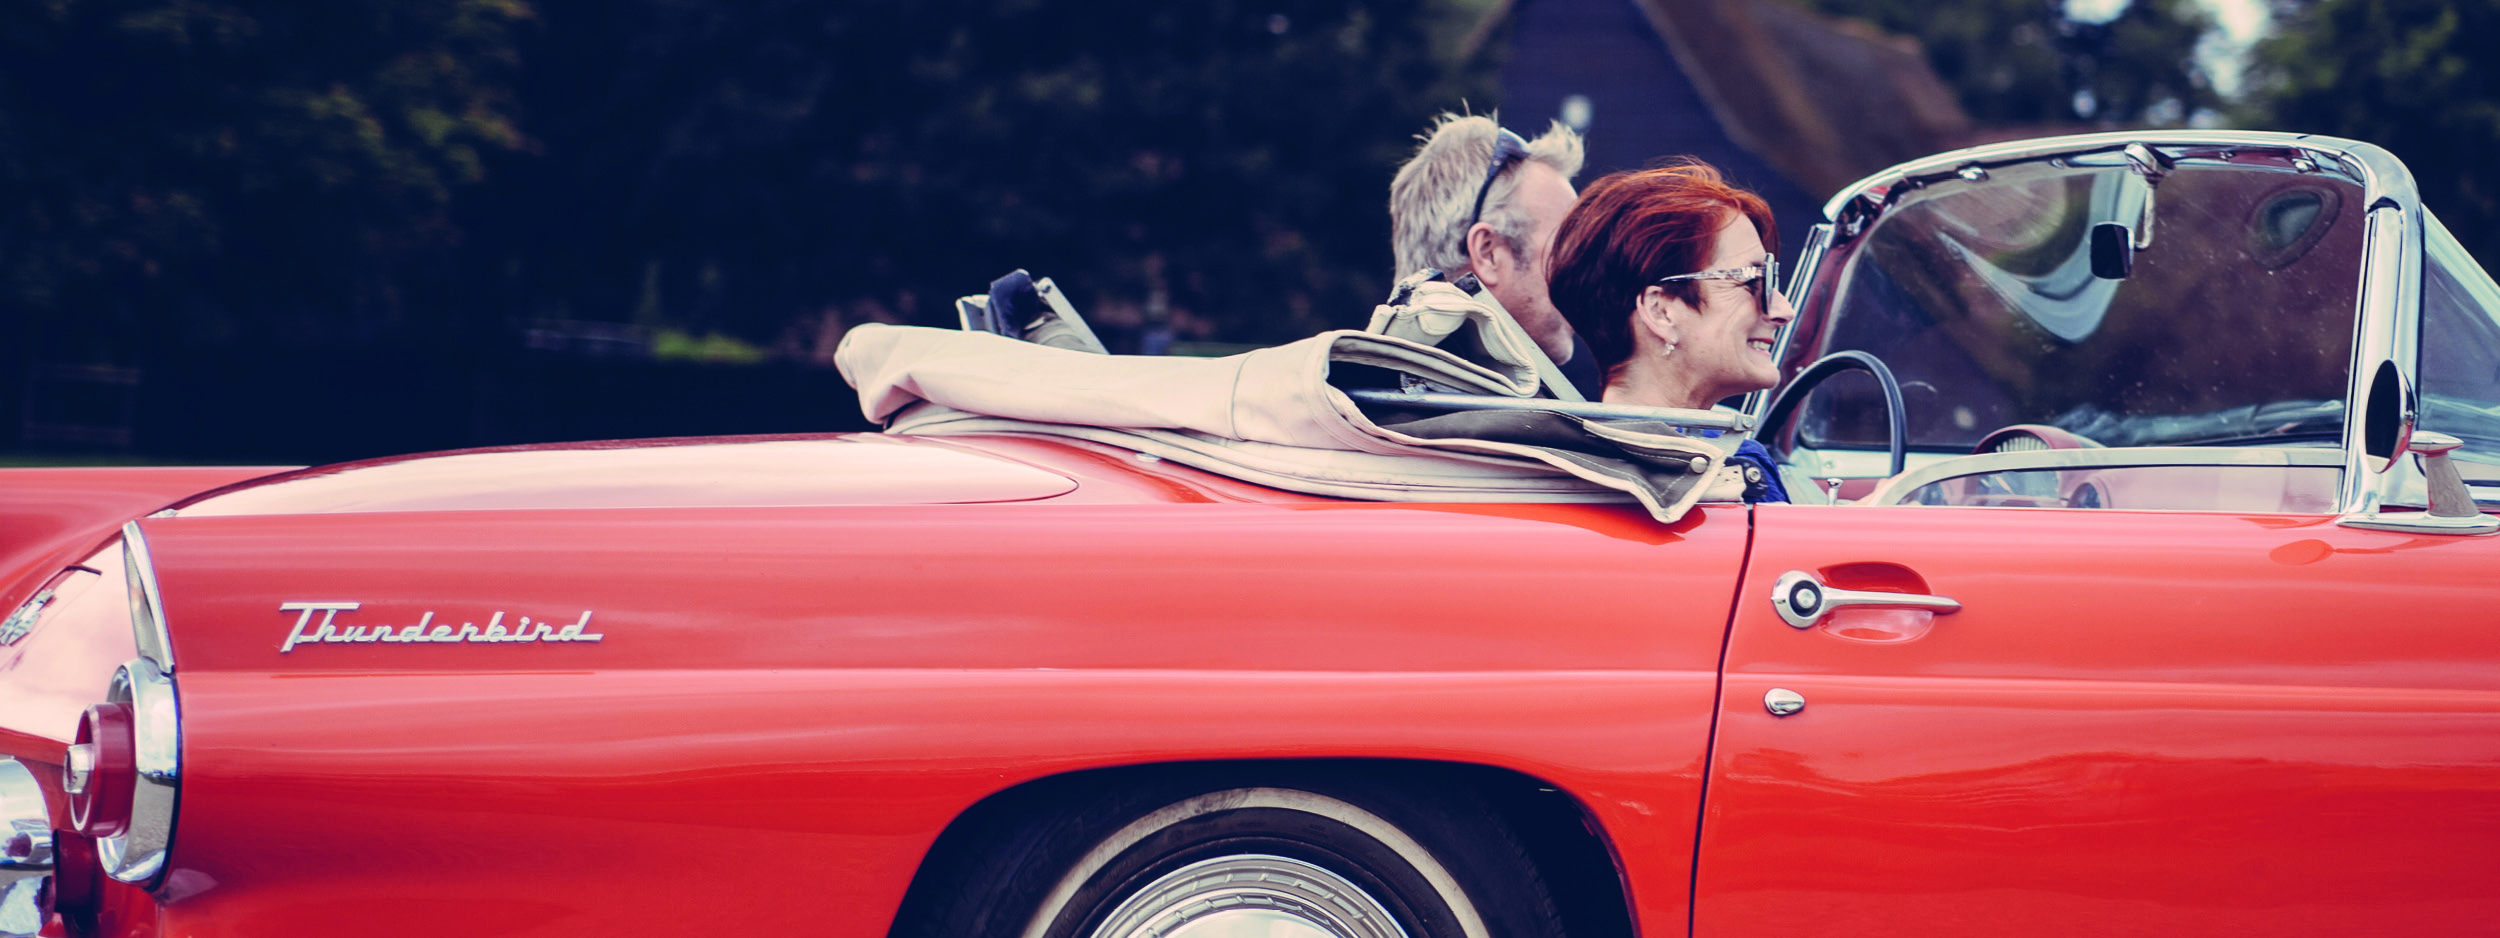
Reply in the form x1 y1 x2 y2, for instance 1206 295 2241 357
2 131 2495 938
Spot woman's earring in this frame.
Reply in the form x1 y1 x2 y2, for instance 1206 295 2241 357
1644 293 1681 357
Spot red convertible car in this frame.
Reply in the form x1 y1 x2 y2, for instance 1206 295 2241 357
2 131 2496 938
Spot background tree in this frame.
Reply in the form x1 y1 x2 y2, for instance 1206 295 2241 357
467 0 1476 353
3 0 1482 370
1795 0 2215 126
0 0 531 360
2241 0 2500 265
1 0 1487 461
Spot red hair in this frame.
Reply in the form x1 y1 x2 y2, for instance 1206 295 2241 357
1546 161 1775 375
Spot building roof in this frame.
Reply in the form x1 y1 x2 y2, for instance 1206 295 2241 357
1486 0 1971 199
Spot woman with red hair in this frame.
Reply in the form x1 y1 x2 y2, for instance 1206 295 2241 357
1546 160 1796 499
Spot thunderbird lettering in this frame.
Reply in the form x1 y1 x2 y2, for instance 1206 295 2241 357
276 601 601 652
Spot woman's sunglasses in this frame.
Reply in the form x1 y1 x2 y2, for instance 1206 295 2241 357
1656 254 1780 312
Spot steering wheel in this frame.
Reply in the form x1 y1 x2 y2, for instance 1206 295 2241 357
1756 350 1908 478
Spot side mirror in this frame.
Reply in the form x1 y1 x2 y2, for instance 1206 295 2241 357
2361 359 2415 473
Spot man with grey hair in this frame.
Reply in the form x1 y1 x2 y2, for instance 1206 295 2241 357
1388 113 1597 398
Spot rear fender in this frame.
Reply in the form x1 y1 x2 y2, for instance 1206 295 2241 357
0 468 287 607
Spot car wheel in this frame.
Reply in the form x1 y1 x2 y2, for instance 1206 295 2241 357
894 775 1567 938
1070 848 1413 938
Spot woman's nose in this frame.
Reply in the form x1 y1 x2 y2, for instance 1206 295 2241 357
1766 285 1797 323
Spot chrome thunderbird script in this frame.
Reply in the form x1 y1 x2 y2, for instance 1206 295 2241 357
277 601 603 653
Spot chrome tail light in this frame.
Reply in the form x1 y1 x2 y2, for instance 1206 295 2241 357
65 660 177 885
58 523 184 888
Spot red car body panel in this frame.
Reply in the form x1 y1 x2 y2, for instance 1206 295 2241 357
1698 505 2500 937
7 425 2499 937
41 443 1753 936
167 435 1086 516
0 467 289 602
0 541 141 750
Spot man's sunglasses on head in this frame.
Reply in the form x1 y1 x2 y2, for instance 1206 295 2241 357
1467 128 1532 226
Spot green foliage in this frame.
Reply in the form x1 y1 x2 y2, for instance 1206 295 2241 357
2242 0 2500 265
474 0 1478 348
651 328 767 365
1796 0 2214 126
0 0 532 357
2 0 1485 362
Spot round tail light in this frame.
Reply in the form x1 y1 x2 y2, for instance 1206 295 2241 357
66 702 135 840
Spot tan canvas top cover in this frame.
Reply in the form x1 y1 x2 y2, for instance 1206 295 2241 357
836 283 1743 521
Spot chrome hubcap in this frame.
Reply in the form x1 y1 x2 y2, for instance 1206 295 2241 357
1088 854 1411 938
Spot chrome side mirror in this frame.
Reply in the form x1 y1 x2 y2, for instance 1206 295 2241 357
2343 431 2499 535
2361 359 2416 475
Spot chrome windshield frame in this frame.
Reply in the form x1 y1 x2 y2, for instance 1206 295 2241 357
1756 130 2436 523
1739 222 1833 418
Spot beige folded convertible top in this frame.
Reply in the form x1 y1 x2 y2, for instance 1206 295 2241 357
835 284 1747 522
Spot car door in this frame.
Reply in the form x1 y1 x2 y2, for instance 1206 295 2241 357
1692 502 2500 937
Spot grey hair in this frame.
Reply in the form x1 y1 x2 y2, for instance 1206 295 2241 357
1388 113 1585 280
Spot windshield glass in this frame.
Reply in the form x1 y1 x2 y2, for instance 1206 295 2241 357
1781 152 2363 452
2419 212 2500 476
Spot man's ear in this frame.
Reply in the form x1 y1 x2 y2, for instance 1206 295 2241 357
1464 223 1512 281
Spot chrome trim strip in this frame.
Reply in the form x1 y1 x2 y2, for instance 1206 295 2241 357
1784 223 1831 310
1862 446 2346 507
2336 202 2423 523
1818 130 2413 223
120 522 174 673
2341 511 2499 535
99 659 178 886
1743 222 1834 425
1342 388 1750 431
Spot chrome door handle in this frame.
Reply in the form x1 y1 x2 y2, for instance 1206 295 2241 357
1770 570 1961 629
